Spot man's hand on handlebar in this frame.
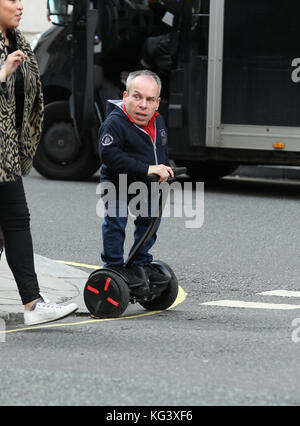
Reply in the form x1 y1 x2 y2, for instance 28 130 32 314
148 164 174 182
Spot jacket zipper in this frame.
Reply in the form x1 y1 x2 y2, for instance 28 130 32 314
134 122 158 165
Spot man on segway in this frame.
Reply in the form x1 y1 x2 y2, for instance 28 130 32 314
98 70 174 297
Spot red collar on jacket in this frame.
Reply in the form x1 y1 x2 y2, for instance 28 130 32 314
123 105 158 143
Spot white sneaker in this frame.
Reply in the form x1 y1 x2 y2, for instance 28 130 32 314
24 299 78 326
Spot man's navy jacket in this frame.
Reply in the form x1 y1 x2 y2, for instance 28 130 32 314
98 100 169 186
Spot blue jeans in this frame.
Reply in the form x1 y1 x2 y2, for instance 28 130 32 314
101 197 160 267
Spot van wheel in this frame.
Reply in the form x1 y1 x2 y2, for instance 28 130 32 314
33 101 100 180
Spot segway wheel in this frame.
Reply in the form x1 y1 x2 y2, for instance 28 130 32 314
84 269 130 318
139 261 179 311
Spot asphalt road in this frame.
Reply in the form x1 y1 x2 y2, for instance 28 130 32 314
1 169 300 406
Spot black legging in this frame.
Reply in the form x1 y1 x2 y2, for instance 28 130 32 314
0 178 41 305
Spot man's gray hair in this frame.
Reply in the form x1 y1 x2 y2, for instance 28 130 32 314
126 70 162 97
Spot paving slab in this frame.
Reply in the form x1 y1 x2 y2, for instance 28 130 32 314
0 253 90 324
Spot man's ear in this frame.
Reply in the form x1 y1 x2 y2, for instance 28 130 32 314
123 91 128 103
156 97 161 110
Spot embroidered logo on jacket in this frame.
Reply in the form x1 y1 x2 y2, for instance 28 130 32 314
101 134 114 146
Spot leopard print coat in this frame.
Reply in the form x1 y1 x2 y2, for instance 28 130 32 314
0 29 44 182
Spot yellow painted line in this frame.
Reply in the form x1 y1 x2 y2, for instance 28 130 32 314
2 311 162 335
55 260 102 270
0 281 186 335
169 284 186 309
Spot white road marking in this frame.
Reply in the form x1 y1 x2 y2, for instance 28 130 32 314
201 300 300 310
258 290 300 298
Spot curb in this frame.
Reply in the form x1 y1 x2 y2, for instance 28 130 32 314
0 311 24 326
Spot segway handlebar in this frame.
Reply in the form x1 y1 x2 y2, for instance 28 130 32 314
125 167 187 269
148 167 187 183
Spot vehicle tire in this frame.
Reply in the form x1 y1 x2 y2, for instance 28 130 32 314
139 261 179 311
84 269 130 318
185 161 237 181
33 100 100 180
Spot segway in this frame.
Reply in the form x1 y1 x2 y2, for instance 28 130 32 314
84 167 186 318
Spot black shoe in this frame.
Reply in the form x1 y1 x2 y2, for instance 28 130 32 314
143 263 169 286
110 265 150 297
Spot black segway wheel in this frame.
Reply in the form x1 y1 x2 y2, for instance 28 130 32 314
139 261 179 311
84 269 130 318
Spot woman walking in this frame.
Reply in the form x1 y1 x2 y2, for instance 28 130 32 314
0 0 78 325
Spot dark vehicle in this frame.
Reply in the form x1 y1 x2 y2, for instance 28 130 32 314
33 0 300 180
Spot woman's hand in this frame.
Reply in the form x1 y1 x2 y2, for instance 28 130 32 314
1 50 27 81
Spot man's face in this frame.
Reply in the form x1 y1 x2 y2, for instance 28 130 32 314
123 76 160 126
0 0 23 31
